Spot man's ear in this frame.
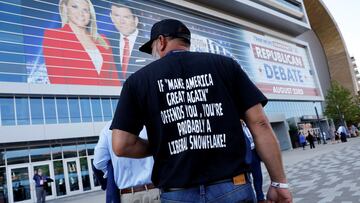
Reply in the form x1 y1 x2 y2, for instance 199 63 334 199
158 35 167 52
134 16 139 27
109 12 114 23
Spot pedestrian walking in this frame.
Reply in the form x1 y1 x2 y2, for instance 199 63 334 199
338 125 348 142
334 131 340 143
307 131 315 149
242 121 265 203
111 19 292 203
299 132 306 150
316 133 321 145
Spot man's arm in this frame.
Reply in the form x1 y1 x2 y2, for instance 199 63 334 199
244 103 292 202
112 129 151 158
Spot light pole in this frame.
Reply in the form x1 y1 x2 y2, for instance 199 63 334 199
336 104 346 127
314 102 326 144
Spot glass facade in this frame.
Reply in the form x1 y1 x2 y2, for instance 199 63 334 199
80 157 91 191
30 97 44 125
0 149 5 166
43 97 57 124
274 0 303 12
53 160 66 196
51 144 62 160
0 139 99 202
264 101 323 118
62 144 77 159
101 98 113 121
1 95 324 126
11 167 31 202
80 98 92 123
90 98 102 122
15 97 30 125
0 96 118 126
0 97 15 126
77 144 87 157
0 167 7 203
29 146 51 162
56 98 69 124
5 148 29 165
68 98 81 123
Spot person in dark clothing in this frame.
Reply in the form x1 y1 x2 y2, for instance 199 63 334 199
33 169 47 203
316 133 321 145
335 131 340 143
111 19 292 203
307 131 315 149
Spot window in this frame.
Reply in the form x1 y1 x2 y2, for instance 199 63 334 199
111 98 118 115
43 97 57 124
16 97 30 125
30 97 44 124
29 146 51 162
56 98 69 123
86 142 97 156
62 144 77 158
80 157 91 191
91 98 102 122
0 97 15 125
68 97 81 123
80 98 92 122
78 143 87 157
101 98 112 121
0 167 7 202
6 147 29 165
0 149 5 166
53 160 66 196
51 144 62 160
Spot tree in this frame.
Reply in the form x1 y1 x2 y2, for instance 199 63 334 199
324 81 360 126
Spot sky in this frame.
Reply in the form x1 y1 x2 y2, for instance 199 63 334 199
321 0 360 62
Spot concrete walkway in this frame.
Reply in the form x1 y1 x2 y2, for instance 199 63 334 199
263 137 360 203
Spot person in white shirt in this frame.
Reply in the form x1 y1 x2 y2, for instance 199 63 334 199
93 121 160 203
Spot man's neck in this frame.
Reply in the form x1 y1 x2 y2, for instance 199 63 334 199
163 47 189 57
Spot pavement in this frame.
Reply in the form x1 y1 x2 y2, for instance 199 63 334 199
263 137 360 203
48 137 360 203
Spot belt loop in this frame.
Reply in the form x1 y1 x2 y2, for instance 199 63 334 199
247 173 252 183
145 184 148 191
131 187 134 194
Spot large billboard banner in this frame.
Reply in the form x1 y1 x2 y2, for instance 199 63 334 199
245 32 321 99
0 0 322 100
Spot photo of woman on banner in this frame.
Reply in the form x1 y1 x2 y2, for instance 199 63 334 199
43 0 120 86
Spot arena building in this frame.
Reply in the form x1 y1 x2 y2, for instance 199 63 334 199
0 0 355 202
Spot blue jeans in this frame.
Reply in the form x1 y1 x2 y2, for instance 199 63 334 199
160 181 256 203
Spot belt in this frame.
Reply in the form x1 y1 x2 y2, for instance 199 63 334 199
120 183 156 194
162 173 249 192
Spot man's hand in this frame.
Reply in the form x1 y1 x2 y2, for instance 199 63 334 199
266 187 292 203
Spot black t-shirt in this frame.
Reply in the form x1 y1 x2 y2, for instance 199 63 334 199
110 51 267 188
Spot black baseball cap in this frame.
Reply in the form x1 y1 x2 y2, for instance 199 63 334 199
139 19 191 54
